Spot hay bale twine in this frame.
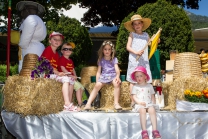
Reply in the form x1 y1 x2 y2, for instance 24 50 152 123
2 75 63 116
19 53 39 76
164 76 207 110
173 52 202 80
80 66 98 86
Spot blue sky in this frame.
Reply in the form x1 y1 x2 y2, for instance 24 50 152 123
185 0 208 16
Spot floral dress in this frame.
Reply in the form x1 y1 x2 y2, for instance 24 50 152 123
126 32 152 83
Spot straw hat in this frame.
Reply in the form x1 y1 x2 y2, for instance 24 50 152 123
131 66 150 81
16 1 45 15
124 14 151 32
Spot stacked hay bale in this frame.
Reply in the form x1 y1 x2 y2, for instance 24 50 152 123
80 66 98 86
2 75 63 116
163 52 207 110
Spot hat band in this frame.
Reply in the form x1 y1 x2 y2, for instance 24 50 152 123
132 17 142 21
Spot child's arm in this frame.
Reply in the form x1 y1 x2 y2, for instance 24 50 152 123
133 94 146 107
126 33 144 56
53 69 65 76
114 63 121 84
96 66 102 82
151 94 156 104
60 66 76 79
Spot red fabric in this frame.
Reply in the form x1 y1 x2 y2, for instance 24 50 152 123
156 86 162 95
41 46 59 69
58 56 74 75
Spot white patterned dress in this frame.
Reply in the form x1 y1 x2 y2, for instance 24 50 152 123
126 32 152 83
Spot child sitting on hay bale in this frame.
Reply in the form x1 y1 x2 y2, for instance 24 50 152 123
84 40 122 110
41 32 78 112
58 42 84 109
130 66 161 139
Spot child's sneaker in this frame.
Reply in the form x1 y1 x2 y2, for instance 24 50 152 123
152 130 161 139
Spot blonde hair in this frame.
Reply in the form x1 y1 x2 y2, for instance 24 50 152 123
97 40 116 64
61 42 76 49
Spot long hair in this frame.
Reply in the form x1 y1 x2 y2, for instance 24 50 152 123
97 40 116 64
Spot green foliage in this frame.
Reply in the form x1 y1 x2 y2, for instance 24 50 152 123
0 0 78 29
116 0 195 69
0 64 18 83
45 16 93 67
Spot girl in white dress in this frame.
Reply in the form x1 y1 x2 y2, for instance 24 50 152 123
131 66 161 139
124 14 152 107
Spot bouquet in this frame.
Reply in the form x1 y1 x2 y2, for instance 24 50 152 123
31 57 54 79
184 89 208 103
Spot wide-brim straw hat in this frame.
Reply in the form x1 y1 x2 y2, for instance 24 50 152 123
16 1 45 15
124 14 151 32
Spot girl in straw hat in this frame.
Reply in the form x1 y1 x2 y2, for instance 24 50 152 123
84 40 122 110
131 66 161 139
124 14 152 108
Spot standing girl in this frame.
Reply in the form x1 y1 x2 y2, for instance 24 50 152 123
84 40 122 110
131 66 161 139
124 14 152 107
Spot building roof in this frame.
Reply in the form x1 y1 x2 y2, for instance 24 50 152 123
193 28 208 53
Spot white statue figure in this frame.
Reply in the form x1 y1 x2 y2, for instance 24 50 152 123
16 1 47 72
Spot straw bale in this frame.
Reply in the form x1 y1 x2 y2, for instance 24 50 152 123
173 52 202 80
2 75 63 116
163 76 208 110
80 66 98 86
85 82 131 110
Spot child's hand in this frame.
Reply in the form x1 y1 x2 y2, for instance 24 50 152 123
139 102 146 107
115 76 121 84
58 72 65 76
136 50 144 56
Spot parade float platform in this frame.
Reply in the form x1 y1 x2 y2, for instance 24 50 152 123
1 110 208 139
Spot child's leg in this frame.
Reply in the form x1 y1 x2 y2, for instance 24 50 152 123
139 108 147 130
129 83 135 106
112 79 122 109
68 84 74 103
84 82 104 108
62 82 71 106
74 81 84 106
76 88 83 106
148 107 157 130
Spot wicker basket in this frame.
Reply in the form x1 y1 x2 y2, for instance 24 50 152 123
173 52 202 80
80 66 98 86
19 54 38 76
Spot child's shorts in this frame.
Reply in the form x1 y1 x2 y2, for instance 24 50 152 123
49 74 75 85
74 81 84 91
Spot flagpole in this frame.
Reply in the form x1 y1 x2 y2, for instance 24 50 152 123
6 0 11 77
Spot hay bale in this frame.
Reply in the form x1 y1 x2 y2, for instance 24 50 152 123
163 76 208 110
2 75 63 116
85 82 131 110
173 52 202 80
80 66 98 86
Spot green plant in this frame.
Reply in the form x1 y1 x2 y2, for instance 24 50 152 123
0 64 18 83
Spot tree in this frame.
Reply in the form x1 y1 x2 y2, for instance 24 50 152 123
116 0 194 69
0 0 78 28
79 0 201 27
45 16 93 68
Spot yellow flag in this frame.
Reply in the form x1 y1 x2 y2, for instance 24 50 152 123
148 28 162 59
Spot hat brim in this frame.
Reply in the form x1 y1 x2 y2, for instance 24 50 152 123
16 1 45 14
124 18 151 32
130 70 150 82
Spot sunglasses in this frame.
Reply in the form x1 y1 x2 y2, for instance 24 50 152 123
62 48 73 51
